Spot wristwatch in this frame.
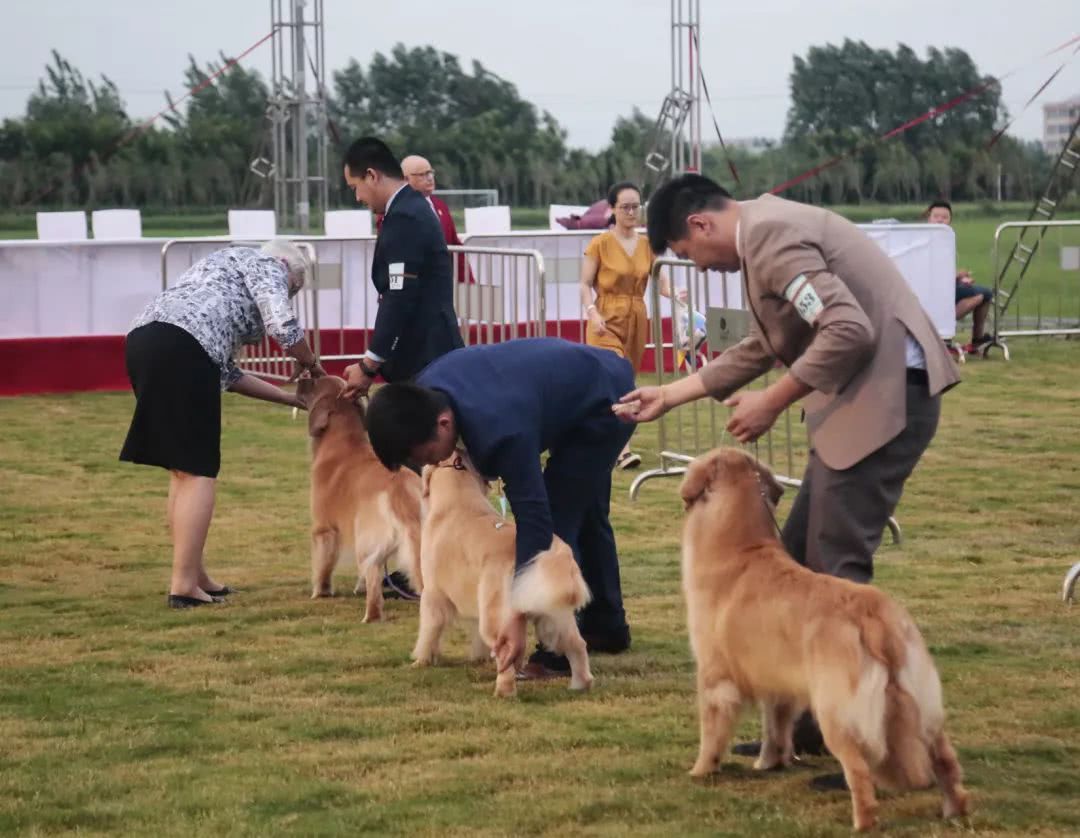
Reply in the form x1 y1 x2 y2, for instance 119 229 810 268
359 359 380 378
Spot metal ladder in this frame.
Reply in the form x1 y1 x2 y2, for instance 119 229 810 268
994 114 1080 320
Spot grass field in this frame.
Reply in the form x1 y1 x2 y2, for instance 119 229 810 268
2 339 1079 836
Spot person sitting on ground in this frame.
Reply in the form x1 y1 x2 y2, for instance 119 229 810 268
927 200 993 353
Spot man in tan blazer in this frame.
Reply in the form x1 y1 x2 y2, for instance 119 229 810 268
619 173 958 778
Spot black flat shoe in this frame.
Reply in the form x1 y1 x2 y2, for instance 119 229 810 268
809 772 848 792
167 594 223 609
581 625 631 654
732 711 829 757
203 586 235 597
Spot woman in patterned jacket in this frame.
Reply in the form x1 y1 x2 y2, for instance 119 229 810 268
120 239 325 609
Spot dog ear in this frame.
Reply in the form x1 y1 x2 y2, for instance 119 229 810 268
308 396 331 437
294 376 316 409
680 455 717 509
752 458 784 505
420 464 434 498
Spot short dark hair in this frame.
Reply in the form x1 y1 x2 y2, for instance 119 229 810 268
927 199 952 217
645 174 733 254
366 383 447 470
343 137 404 179
607 180 640 206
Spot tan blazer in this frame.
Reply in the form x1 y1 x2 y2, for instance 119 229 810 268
699 194 959 470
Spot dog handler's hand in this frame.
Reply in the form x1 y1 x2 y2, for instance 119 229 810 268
724 390 781 443
614 386 667 423
341 363 373 401
494 611 527 673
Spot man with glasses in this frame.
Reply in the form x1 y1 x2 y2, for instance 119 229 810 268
401 155 473 284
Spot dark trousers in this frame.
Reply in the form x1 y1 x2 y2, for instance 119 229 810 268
781 378 941 584
544 411 635 635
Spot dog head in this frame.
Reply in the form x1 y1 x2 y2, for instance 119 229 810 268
305 376 365 438
679 447 784 510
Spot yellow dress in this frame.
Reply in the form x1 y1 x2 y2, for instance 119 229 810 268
584 230 654 371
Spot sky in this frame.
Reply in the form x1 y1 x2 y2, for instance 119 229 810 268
1 0 1077 151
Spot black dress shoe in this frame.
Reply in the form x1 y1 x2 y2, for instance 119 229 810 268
809 772 848 792
167 594 222 609
203 586 234 597
581 624 631 654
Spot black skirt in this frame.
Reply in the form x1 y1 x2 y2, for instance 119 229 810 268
119 322 222 478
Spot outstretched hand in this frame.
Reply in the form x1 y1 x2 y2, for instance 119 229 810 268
613 386 667 423
493 611 527 673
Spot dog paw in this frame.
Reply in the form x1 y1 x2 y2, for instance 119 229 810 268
494 682 517 698
361 611 383 624
310 589 334 599
411 657 434 668
568 676 594 692
689 759 718 778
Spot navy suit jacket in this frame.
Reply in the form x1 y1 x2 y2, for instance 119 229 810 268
417 338 635 570
370 185 463 382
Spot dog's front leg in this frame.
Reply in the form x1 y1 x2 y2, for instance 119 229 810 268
690 677 743 777
361 553 386 623
754 700 797 771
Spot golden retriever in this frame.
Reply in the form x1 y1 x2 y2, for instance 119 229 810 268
679 447 969 832
304 376 422 623
413 450 593 697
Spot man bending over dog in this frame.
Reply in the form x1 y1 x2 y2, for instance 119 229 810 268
618 174 959 786
364 337 636 679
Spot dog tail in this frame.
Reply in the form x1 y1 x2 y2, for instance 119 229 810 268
510 539 591 617
860 611 942 790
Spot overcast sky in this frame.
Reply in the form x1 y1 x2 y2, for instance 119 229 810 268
2 0 1077 150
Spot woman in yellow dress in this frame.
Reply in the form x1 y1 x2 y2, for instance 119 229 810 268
580 181 682 470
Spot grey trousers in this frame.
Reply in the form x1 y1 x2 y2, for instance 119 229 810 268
781 378 941 584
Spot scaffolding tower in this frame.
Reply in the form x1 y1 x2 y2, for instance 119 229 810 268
643 0 703 186
254 0 330 233
992 112 1080 323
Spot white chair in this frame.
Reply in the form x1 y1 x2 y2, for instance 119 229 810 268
548 204 589 230
36 211 88 241
91 209 142 240
324 210 373 238
227 210 276 239
464 205 512 235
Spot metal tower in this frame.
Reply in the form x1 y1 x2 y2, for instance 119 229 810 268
255 0 330 233
643 0 703 184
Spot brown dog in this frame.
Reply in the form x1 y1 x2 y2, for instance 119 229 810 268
413 450 593 697
305 376 422 622
680 447 969 832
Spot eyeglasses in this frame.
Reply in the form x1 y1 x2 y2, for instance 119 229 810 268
409 170 436 180
616 203 641 213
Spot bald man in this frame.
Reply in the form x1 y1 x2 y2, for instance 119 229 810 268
400 155 474 284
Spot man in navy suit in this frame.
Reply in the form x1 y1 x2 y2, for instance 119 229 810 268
365 338 636 678
341 137 463 398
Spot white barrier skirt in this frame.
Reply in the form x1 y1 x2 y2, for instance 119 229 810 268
0 224 956 340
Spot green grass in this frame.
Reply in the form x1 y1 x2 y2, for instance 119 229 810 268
2 341 1080 835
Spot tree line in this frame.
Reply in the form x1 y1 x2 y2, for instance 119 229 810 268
0 40 1059 215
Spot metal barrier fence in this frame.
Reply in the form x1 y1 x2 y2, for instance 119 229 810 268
987 219 1080 361
626 257 901 544
160 237 545 377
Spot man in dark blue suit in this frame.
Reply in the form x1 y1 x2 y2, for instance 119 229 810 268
341 137 463 398
365 338 636 677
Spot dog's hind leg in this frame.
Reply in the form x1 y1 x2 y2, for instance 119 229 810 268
412 588 454 666
689 676 743 777
931 729 970 819
467 622 490 662
540 612 593 692
754 700 798 771
310 527 338 598
816 713 879 832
